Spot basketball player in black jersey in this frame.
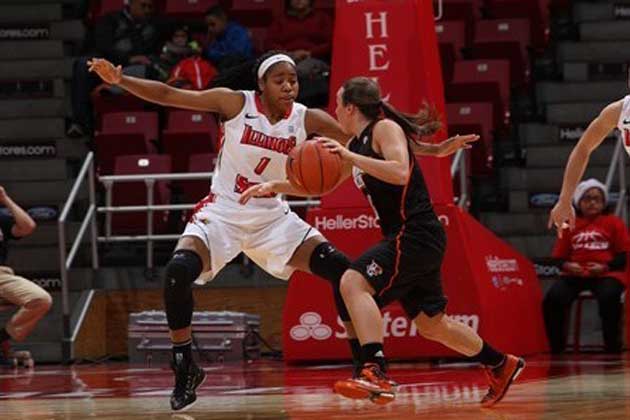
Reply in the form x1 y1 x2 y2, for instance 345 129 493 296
314 77 525 407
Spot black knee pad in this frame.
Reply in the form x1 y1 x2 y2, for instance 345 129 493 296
163 249 203 330
309 242 352 321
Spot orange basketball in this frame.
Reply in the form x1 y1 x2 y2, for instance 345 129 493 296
286 140 343 196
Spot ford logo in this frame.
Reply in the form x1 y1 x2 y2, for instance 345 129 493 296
28 206 58 220
529 193 558 208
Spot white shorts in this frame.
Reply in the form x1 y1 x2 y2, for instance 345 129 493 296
183 195 322 282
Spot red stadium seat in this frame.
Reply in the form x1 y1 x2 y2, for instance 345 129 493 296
484 0 550 48
164 0 218 19
438 43 456 84
229 0 275 27
453 59 511 123
474 19 531 61
446 103 495 176
162 110 219 173
90 0 125 21
91 85 146 119
468 41 528 88
437 0 481 40
435 20 467 59
94 111 159 175
111 154 172 234
445 82 504 130
180 153 218 205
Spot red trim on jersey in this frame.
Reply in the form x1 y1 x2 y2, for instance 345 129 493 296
189 193 215 222
378 161 414 298
255 93 293 120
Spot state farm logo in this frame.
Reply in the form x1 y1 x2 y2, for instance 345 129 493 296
485 255 519 273
290 312 332 341
314 214 380 231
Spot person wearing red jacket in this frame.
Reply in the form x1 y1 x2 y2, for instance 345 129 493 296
544 178 629 354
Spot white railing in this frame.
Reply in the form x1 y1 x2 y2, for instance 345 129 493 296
434 0 443 21
451 148 469 209
605 134 628 221
57 151 99 362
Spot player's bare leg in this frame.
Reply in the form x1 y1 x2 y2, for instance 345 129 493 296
334 269 395 405
414 312 525 407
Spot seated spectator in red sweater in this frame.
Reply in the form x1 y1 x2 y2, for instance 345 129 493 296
543 178 629 354
267 0 332 80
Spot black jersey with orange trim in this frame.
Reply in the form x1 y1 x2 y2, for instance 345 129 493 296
348 121 438 238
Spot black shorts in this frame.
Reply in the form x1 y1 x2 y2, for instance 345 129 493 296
350 220 448 320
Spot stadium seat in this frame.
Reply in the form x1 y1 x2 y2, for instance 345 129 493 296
473 19 532 82
94 111 159 175
164 0 218 19
438 43 457 84
446 103 495 176
110 154 172 235
452 59 511 123
162 110 219 174
468 40 528 88
229 0 275 27
91 85 147 119
445 82 504 130
484 0 549 48
89 0 125 21
435 20 467 59
437 0 481 40
181 153 218 208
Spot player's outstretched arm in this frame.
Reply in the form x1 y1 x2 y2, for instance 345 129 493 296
87 58 244 118
305 108 352 145
413 134 480 157
548 99 622 235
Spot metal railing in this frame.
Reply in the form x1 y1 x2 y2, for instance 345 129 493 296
451 148 469 209
605 133 628 221
57 151 99 362
97 172 321 268
434 0 443 21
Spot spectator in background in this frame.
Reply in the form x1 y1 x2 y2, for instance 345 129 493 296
155 26 198 81
67 0 160 137
543 179 629 354
267 0 333 106
167 39 217 90
204 6 253 71
0 186 52 364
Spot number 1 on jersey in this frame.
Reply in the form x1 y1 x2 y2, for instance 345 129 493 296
254 157 271 175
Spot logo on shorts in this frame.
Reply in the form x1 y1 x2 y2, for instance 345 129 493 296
366 260 383 278
290 312 332 341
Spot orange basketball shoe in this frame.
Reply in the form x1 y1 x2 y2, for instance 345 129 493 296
481 354 525 407
334 363 396 405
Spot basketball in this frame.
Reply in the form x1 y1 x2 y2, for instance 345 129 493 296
286 140 343 195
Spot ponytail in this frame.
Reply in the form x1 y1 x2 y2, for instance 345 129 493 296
342 77 442 148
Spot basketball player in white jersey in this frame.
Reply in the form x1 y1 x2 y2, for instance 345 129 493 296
88 51 474 411
549 95 629 233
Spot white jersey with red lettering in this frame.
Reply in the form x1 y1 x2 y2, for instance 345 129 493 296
182 91 321 282
211 90 308 208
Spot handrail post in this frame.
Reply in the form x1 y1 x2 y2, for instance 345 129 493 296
57 218 71 363
88 159 99 269
104 180 113 238
146 180 155 269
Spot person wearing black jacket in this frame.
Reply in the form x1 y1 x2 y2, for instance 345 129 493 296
67 0 160 137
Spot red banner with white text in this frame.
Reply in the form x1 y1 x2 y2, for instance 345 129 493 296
323 0 453 207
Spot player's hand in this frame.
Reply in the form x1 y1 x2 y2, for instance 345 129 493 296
562 262 585 276
87 58 123 85
239 182 276 205
585 262 608 275
435 134 479 157
0 185 7 204
317 137 352 161
548 199 576 238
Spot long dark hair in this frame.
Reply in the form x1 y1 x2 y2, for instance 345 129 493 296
341 77 442 147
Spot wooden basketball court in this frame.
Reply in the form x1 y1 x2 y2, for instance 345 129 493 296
1 354 629 419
